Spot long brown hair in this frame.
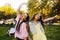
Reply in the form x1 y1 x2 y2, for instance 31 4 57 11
31 13 44 29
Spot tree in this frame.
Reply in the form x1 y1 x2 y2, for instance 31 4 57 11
0 3 16 19
28 0 39 18
28 0 59 18
28 0 51 19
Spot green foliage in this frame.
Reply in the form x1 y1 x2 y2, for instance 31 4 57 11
28 0 41 18
0 11 5 20
28 0 59 18
28 0 49 18
0 4 16 19
0 11 16 19
51 0 60 15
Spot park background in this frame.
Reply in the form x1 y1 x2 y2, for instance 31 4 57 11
0 0 60 40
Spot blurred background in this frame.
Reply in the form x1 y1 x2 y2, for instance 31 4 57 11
0 0 60 40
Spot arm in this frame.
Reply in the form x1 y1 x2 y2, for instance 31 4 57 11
43 15 57 22
16 3 27 22
16 3 23 19
24 37 27 40
16 3 27 15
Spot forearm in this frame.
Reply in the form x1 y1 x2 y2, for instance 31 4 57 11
17 3 27 11
43 17 56 22
16 5 22 15
17 4 22 11
16 3 27 14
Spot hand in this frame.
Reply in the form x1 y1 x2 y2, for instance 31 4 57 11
17 3 27 11
54 15 58 18
20 3 27 6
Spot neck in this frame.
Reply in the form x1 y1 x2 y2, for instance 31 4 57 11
21 17 24 21
34 19 38 24
20 18 23 22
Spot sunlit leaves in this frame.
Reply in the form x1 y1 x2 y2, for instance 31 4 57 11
57 15 60 19
0 3 16 19
0 3 15 16
28 0 59 18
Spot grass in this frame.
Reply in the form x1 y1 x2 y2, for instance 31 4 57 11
0 24 60 40
45 25 60 40
0 24 16 40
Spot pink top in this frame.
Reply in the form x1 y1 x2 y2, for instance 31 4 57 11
15 15 21 23
15 15 28 39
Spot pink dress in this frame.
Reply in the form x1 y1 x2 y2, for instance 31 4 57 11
15 15 28 39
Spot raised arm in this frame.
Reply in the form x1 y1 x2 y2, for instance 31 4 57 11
15 3 27 22
43 15 57 22
16 3 27 15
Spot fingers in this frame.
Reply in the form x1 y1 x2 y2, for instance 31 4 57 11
54 15 58 18
21 3 27 5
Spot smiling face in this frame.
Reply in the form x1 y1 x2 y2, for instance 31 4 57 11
21 13 29 20
22 13 28 20
34 14 40 20
34 13 42 20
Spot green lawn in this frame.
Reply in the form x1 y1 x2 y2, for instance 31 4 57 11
0 24 60 40
0 24 16 40
45 25 60 40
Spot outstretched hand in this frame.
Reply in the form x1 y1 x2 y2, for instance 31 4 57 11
54 15 58 18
